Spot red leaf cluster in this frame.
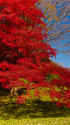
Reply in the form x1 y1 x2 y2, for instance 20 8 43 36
0 0 70 108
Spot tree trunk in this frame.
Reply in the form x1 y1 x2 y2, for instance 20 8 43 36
9 87 18 97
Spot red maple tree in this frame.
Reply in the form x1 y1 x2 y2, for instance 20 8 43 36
0 0 70 107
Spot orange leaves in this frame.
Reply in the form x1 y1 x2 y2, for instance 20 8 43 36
34 89 41 98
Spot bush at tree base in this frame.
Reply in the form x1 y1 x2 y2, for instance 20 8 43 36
0 0 70 108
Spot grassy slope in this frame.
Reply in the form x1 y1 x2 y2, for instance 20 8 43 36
0 88 70 125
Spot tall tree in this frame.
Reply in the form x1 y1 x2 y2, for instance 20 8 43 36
37 0 70 55
0 0 70 108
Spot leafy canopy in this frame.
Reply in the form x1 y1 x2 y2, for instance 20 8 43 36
0 0 70 108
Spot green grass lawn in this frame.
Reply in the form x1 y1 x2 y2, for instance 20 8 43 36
0 88 70 125
0 117 70 125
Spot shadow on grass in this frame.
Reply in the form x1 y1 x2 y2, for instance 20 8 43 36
0 98 70 120
0 88 70 120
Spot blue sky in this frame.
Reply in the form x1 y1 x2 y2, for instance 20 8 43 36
50 53 70 68
49 4 70 68
49 38 70 68
42 1 70 68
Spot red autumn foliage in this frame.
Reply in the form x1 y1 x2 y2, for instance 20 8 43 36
0 0 70 108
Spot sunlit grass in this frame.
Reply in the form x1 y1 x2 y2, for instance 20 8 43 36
0 117 70 125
